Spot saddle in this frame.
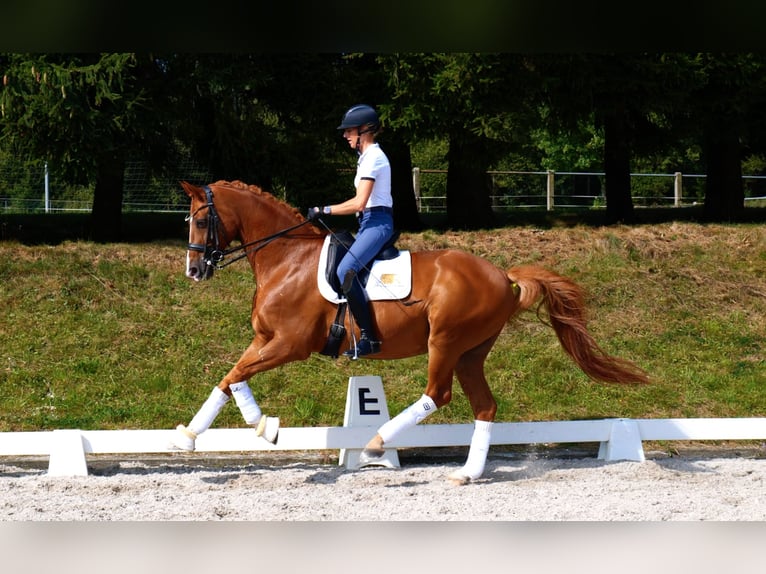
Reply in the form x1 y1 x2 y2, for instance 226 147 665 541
318 230 412 358
323 229 401 296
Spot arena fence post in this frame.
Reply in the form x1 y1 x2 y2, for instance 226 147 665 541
48 429 89 476
339 375 400 470
597 418 645 462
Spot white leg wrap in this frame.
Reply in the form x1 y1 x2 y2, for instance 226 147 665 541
450 420 493 483
230 381 263 425
187 386 230 436
378 394 437 444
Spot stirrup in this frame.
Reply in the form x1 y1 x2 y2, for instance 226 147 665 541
343 338 381 359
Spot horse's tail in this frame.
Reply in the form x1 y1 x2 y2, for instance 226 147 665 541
507 265 650 385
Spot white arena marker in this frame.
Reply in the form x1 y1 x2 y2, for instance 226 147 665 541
598 418 645 462
339 375 400 470
47 429 88 476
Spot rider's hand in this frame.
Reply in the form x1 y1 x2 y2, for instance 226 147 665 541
307 207 321 221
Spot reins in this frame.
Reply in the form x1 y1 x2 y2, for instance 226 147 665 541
187 186 421 311
187 185 312 270
212 219 313 269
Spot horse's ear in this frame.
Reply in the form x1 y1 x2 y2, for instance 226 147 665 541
180 180 199 198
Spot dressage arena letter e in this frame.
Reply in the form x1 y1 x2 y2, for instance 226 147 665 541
358 387 381 416
340 376 401 469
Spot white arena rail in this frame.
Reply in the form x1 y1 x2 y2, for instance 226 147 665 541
1 376 765 476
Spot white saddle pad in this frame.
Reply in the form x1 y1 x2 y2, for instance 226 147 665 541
317 235 412 303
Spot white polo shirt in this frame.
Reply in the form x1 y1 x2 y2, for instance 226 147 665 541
355 143 392 209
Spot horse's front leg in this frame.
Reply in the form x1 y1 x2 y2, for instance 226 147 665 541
170 334 309 451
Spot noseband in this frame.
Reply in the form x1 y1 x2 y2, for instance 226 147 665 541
186 186 226 266
186 185 313 270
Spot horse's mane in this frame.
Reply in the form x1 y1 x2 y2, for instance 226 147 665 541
213 179 312 227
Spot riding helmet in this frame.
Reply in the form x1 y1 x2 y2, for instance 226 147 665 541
337 104 380 132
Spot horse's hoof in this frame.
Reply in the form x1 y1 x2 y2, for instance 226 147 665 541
255 416 279 444
447 470 472 486
169 425 197 451
357 448 386 467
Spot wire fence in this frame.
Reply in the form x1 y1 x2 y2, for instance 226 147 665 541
0 159 213 213
1 162 765 214
412 169 766 213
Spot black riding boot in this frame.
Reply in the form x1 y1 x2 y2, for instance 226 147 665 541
342 271 381 359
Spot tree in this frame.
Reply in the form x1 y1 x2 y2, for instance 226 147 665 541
166 53 345 205
535 55 627 222
533 54 698 223
164 52 425 232
690 53 766 222
379 53 539 229
0 53 179 241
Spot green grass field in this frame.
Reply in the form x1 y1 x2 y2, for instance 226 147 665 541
1 215 765 448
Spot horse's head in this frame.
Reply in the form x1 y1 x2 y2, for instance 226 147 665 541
181 181 233 282
182 179 321 282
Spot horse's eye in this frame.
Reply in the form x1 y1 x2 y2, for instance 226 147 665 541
196 220 208 229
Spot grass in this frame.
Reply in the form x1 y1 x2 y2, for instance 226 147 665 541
1 215 765 447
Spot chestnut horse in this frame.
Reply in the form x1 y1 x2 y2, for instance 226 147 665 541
171 179 649 484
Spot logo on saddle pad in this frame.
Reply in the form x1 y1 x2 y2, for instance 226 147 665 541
317 234 412 303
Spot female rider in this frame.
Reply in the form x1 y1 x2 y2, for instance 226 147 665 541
308 104 393 358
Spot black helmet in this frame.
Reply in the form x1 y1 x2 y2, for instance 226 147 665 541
337 104 380 132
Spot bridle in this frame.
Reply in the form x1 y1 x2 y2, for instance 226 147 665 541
186 185 311 270
186 186 223 265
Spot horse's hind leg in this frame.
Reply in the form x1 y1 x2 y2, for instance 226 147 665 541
359 393 439 464
448 336 499 485
358 348 457 465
